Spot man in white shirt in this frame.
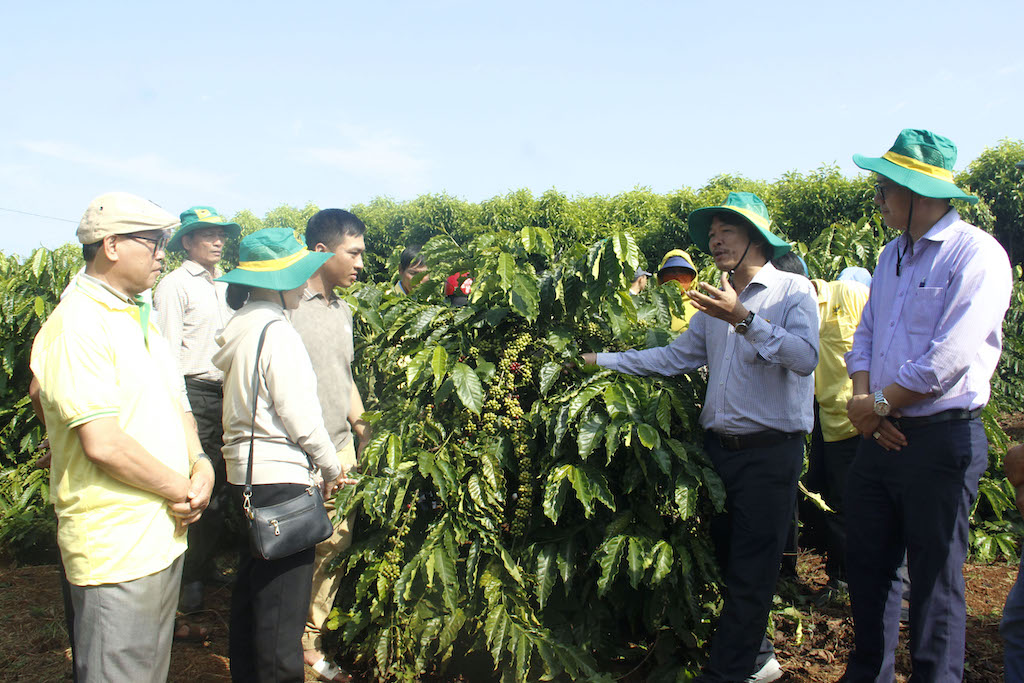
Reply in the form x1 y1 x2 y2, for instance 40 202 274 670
154 205 240 614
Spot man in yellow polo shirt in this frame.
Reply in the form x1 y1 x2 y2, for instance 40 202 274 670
809 268 870 587
31 192 214 683
656 249 700 330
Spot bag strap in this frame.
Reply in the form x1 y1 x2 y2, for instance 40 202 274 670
243 320 278 518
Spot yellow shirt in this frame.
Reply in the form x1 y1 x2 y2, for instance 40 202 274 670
30 274 189 585
813 279 870 442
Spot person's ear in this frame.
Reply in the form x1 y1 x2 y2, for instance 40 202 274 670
313 242 329 253
103 235 120 262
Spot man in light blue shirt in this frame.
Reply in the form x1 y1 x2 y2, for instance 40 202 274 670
842 129 1012 682
584 192 818 683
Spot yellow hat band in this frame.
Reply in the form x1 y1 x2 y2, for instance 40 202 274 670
238 248 310 272
882 151 954 182
727 206 772 231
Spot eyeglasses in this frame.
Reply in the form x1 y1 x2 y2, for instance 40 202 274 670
123 233 169 257
873 183 887 201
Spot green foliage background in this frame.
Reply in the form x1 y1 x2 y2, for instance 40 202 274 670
1 140 1022 678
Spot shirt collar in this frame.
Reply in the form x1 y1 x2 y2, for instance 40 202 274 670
76 272 152 345
76 272 135 310
183 259 221 280
918 208 962 244
745 260 779 291
301 286 339 304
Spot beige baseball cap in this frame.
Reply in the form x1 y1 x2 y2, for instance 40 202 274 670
77 192 180 245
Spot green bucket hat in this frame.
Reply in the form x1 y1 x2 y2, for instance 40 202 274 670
167 205 243 252
688 192 791 259
216 228 332 291
853 129 978 204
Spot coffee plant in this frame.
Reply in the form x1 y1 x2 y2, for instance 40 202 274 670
327 226 723 681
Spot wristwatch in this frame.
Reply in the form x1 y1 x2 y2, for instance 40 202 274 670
734 311 755 335
873 389 891 417
191 452 213 473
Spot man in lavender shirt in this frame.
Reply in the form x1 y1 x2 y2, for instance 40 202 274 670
841 129 1012 682
584 192 818 683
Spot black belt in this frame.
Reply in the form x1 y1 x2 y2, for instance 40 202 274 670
891 407 982 430
712 430 802 452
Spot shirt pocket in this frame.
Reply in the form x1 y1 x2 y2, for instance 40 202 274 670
905 287 945 336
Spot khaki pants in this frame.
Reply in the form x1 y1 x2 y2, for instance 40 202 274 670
302 442 357 652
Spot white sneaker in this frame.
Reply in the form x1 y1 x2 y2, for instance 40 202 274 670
745 655 783 682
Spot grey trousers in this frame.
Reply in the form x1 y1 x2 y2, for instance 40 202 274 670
69 553 184 683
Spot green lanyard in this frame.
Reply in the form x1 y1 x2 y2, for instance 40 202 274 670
132 295 151 348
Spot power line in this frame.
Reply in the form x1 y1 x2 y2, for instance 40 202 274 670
0 206 77 223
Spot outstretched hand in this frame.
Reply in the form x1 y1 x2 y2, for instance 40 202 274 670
687 273 749 324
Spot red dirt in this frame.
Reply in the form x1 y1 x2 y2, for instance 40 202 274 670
0 553 1016 682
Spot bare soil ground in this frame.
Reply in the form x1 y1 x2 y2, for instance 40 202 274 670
0 551 1014 682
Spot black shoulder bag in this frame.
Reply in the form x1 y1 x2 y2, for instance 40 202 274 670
242 320 333 560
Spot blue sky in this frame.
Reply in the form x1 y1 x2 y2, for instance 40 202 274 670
2 0 1022 256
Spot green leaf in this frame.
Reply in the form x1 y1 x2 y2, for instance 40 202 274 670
451 362 484 414
484 307 509 326
509 273 540 320
702 466 727 512
597 535 626 595
468 473 487 510
610 230 640 272
386 434 402 469
577 412 607 460
656 393 673 433
539 362 561 397
627 537 646 589
30 248 46 279
434 546 459 610
375 628 392 674
497 252 516 291
475 360 496 383
650 447 671 476
436 608 466 656
534 226 554 256
431 345 449 391
543 465 571 523
406 347 432 387
674 479 696 519
536 545 557 609
486 606 511 665
568 381 607 422
33 296 45 318
521 225 538 253
499 545 524 584
515 627 531 681
636 423 660 449
603 384 629 420
651 540 674 583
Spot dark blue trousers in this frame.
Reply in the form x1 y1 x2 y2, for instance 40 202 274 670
842 418 987 682
699 434 804 682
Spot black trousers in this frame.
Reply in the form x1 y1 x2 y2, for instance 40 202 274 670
183 377 227 583
820 435 860 582
842 418 987 682
699 433 804 682
229 484 315 683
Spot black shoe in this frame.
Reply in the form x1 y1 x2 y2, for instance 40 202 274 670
180 580 205 614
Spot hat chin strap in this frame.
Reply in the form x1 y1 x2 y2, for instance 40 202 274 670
279 291 287 308
728 240 753 278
